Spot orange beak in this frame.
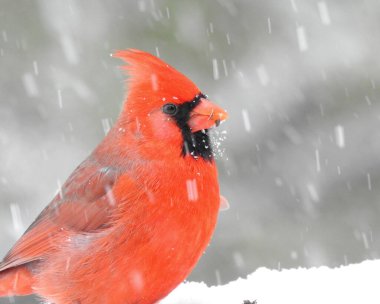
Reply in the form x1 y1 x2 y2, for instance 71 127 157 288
188 98 228 133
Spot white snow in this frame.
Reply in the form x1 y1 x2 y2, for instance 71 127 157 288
60 34 79 65
233 252 245 268
105 185 116 206
306 183 319 202
33 60 39 75
162 260 380 304
209 22 214 34
56 179 63 199
317 1 331 25
57 89 63 109
290 0 298 13
367 173 372 190
296 26 308 52
315 149 321 172
267 18 272 34
334 125 345 148
361 233 369 249
138 0 146 12
256 65 270 86
222 59 228 77
101 118 111 135
226 33 231 45
212 59 220 80
22 73 39 97
155 47 160 58
186 179 198 202
151 73 159 91
9 203 24 235
241 110 251 132
2 30 8 42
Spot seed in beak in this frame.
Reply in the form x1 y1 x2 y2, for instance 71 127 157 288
215 119 221 127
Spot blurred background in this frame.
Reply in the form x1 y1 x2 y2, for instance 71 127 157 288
1 0 380 302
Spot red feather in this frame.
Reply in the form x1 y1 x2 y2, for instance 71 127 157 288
0 49 227 304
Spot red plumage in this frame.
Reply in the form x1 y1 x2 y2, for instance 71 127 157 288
0 49 228 303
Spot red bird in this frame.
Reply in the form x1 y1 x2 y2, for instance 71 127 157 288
0 49 228 303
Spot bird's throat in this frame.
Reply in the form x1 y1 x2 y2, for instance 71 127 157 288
181 128 213 161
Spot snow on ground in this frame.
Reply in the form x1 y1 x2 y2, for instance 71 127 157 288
162 260 380 304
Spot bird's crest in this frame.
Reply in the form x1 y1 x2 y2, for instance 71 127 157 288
113 49 200 107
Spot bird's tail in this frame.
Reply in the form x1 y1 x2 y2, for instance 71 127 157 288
0 265 34 297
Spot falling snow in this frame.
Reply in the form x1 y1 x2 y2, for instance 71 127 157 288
315 149 321 172
296 26 308 52
33 60 39 75
186 179 199 202
367 173 372 191
212 58 219 80
2 30 8 42
57 89 63 109
155 46 160 57
105 185 116 206
256 65 270 86
222 59 228 77
60 34 79 65
241 109 251 132
334 125 345 148
10 203 24 236
317 1 331 25
22 73 39 97
226 33 231 45
306 183 319 202
101 118 111 135
290 0 298 12
151 73 159 91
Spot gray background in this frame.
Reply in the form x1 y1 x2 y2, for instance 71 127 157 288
1 1 379 303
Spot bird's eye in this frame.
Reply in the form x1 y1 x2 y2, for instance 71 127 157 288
162 103 178 116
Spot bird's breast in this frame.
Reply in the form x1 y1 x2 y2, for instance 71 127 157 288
105 158 220 302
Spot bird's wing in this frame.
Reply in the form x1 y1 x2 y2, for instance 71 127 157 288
0 160 123 271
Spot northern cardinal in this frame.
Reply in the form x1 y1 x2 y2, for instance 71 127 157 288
0 49 228 303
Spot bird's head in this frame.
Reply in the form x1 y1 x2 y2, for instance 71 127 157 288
113 49 228 161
